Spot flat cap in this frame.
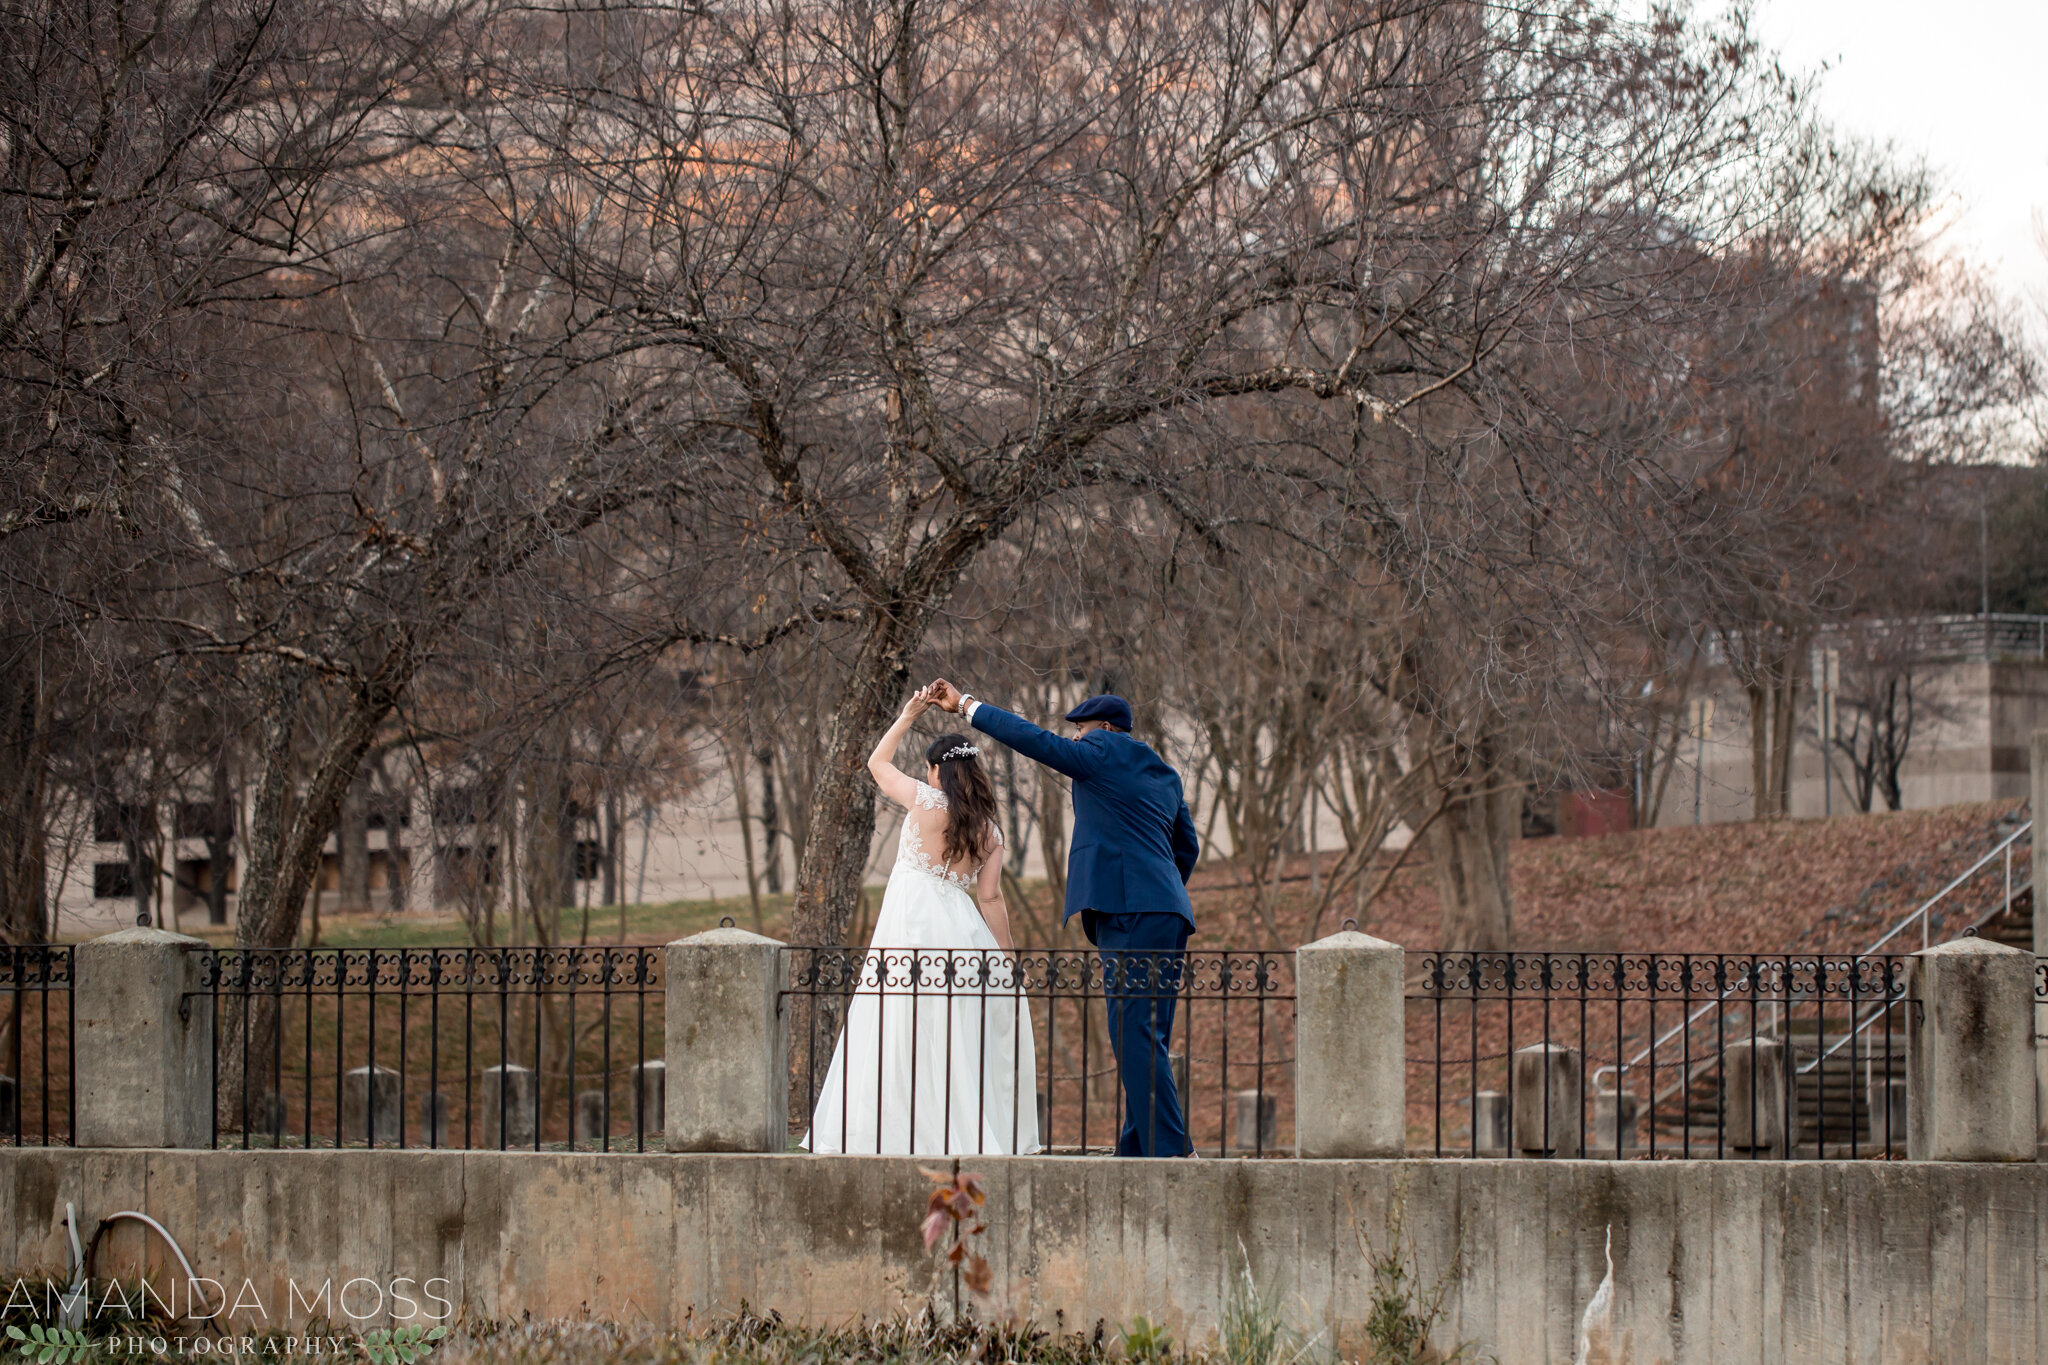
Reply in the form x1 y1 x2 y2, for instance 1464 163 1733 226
1064 694 1133 731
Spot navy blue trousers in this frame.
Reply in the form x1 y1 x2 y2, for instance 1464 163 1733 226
1085 910 1192 1157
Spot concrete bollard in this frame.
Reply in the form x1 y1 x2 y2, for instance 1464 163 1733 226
1592 1088 1639 1158
1908 937 2037 1161
1231 1088 1277 1151
1294 929 1405 1157
251 1089 287 1142
1723 1037 1789 1154
1512 1043 1581 1156
420 1091 450 1148
482 1064 537 1148
1471 1090 1510 1156
1869 1077 1907 1151
666 927 787 1152
630 1060 665 1136
574 1089 609 1143
342 1065 401 1145
75 928 214 1148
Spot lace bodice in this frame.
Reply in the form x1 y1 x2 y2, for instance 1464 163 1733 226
894 782 1000 890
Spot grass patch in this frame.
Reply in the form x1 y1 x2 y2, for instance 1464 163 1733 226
146 891 797 951
425 1311 1123 1365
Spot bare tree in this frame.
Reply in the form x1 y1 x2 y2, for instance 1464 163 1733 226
499 0 1795 949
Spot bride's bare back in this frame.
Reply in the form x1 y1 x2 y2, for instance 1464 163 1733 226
897 782 1002 888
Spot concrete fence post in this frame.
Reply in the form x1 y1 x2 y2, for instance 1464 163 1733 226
2031 728 2048 1155
74 927 213 1148
1907 936 2037 1161
1511 1043 1582 1156
665 927 788 1152
1294 929 1405 1157
1723 1037 1791 1155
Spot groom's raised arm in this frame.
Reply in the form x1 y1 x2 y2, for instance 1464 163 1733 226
967 703 1100 781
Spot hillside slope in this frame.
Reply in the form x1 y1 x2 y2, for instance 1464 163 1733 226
1181 799 2030 953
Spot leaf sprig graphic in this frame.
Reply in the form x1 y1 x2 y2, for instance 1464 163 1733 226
6 1323 93 1364
360 1323 449 1365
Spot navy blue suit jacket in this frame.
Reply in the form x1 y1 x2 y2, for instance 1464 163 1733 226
968 704 1198 929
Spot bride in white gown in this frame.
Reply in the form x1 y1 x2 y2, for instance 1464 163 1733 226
805 685 1040 1155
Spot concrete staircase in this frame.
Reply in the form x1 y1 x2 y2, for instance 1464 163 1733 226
1969 883 2035 950
1634 819 2033 1158
1649 1016 1907 1155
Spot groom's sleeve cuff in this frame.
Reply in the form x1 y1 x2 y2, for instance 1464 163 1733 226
963 698 981 721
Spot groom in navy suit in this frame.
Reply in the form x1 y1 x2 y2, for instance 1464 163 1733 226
929 681 1199 1157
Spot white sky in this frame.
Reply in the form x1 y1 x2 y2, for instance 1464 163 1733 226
1750 0 2048 319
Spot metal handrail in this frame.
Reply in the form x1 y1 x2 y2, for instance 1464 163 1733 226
1796 822 2034 1075
1797 993 1908 1076
1590 961 1779 1096
1591 819 2031 1094
1777 818 2031 1080
1862 819 2029 953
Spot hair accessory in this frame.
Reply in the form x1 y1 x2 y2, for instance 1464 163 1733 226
938 743 980 762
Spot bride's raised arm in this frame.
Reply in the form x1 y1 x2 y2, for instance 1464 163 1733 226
865 686 932 809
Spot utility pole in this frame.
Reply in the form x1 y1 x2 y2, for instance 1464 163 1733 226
1981 493 1990 619
1691 696 1715 825
1810 647 1840 817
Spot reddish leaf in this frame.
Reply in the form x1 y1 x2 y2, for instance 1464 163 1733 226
963 1255 994 1296
922 1210 950 1251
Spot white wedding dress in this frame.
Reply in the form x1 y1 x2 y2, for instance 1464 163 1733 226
804 782 1041 1155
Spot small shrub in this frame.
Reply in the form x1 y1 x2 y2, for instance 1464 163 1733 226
1355 1197 1484 1365
1217 1244 1323 1365
1118 1316 1172 1364
922 1170 994 1299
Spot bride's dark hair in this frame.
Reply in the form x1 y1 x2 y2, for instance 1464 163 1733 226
925 733 999 867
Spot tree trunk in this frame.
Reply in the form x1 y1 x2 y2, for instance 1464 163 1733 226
601 794 620 908
221 661 404 1132
783 612 933 1130
381 774 410 914
786 619 921 949
205 748 235 926
1740 630 1806 821
1770 667 1800 818
758 749 783 896
1037 767 1068 911
338 772 371 912
556 795 579 924
1422 777 1517 951
731 741 764 930
0 667 51 943
1001 748 1020 876
126 823 157 930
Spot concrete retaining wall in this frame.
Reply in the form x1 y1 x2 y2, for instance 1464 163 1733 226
2 1150 2044 1363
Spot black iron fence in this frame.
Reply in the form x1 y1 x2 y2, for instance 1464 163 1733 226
1406 951 1914 1159
39 941 2039 1160
0 945 72 1146
784 946 1294 1157
192 946 663 1150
